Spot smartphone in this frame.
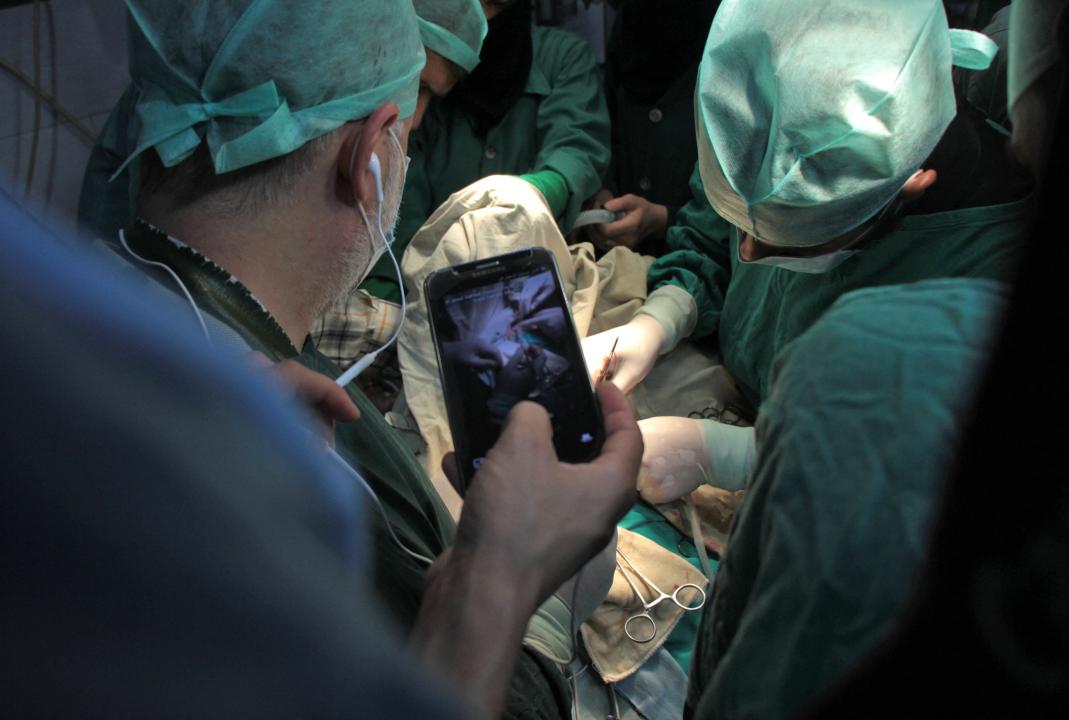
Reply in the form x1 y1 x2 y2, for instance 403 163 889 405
425 247 605 485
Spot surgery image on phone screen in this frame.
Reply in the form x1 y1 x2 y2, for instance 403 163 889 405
435 266 601 474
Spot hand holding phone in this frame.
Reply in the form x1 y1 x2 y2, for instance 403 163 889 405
448 382 642 599
426 248 606 485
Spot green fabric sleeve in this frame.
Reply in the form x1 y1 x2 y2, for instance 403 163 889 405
634 284 699 353
647 163 735 340
529 32 611 229
519 170 569 218
688 280 1007 719
523 593 574 665
698 420 755 492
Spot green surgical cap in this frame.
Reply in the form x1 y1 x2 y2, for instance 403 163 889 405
414 0 488 73
1008 0 1068 113
118 0 424 177
697 0 998 247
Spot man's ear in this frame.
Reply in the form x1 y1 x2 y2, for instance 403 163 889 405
900 168 938 202
338 103 401 205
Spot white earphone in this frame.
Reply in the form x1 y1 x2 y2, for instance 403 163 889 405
335 134 407 389
367 151 384 204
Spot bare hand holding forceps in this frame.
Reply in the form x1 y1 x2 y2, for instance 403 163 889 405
616 548 706 644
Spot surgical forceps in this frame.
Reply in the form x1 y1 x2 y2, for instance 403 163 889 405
615 548 706 644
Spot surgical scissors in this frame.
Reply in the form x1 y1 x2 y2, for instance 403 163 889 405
615 548 706 644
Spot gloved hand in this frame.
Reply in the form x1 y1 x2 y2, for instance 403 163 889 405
442 338 503 370
513 306 568 343
588 193 669 250
637 416 756 504
582 314 666 394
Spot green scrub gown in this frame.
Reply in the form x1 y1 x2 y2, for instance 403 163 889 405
365 25 610 302
78 85 140 241
648 166 1029 406
687 278 1008 719
112 220 572 720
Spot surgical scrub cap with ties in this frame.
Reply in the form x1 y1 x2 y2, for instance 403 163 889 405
116 0 425 177
414 0 488 74
696 0 999 248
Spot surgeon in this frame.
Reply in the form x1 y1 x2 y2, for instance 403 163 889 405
97 2 641 719
683 2 1067 717
312 0 488 371
583 0 1035 504
586 0 719 255
362 0 610 308
806 3 1069 715
75 0 488 246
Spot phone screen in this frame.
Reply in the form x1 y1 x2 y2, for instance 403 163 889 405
427 249 603 480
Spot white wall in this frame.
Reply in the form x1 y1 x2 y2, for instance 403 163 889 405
0 0 127 235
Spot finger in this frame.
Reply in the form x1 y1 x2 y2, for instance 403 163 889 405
305 375 362 423
599 215 640 238
590 383 643 483
322 385 362 423
603 195 637 212
277 362 361 422
422 546 453 590
498 400 554 455
592 189 614 209
441 452 466 498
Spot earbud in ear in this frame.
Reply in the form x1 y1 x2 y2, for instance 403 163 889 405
368 152 384 204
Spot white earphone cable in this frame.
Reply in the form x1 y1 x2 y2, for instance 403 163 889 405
325 445 434 566
119 229 213 345
336 127 407 389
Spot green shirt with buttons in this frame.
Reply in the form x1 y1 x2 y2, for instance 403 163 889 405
362 25 610 303
603 62 701 239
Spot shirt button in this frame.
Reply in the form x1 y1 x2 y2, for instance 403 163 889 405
484 145 497 160
639 176 652 191
648 108 663 123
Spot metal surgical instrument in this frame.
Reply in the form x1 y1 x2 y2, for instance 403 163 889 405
615 548 706 644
